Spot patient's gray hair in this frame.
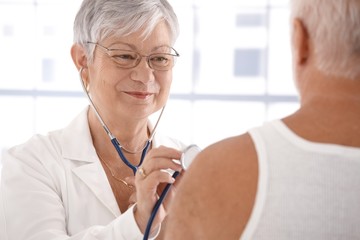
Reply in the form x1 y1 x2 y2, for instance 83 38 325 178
291 0 360 80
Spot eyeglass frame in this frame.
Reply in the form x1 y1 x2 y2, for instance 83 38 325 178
86 41 180 71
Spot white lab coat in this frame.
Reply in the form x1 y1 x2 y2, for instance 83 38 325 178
0 107 187 240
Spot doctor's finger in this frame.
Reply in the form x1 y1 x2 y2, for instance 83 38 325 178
137 158 182 178
159 184 177 211
137 171 176 192
144 147 182 165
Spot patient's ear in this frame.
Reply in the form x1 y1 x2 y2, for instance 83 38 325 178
292 18 310 65
71 43 88 71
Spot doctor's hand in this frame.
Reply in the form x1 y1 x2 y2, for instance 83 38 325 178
133 145 182 235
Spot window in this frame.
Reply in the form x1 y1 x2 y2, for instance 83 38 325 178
234 48 265 77
0 0 298 170
236 13 266 27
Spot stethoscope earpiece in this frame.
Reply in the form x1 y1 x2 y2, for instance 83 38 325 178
79 67 90 92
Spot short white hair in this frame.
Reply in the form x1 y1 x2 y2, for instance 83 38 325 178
291 0 360 80
73 0 179 62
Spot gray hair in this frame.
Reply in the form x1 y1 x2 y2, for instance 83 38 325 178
290 0 360 80
73 0 179 61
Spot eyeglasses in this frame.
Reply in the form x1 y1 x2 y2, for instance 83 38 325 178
87 42 180 71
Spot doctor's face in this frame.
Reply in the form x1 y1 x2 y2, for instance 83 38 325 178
86 21 176 121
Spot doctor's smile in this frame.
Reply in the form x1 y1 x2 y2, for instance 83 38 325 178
125 91 155 100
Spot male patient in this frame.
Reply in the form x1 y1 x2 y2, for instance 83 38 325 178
165 0 360 239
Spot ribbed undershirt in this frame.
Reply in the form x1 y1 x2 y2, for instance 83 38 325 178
241 120 360 240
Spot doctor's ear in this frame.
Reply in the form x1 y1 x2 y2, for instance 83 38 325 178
79 67 90 92
71 43 88 71
71 44 90 92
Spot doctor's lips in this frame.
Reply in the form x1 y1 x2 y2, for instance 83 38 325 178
125 91 154 99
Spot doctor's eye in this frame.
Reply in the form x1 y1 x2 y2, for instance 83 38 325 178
110 51 139 66
150 55 171 65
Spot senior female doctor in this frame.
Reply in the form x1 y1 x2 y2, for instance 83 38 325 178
0 0 187 239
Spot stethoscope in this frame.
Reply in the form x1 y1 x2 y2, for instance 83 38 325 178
142 144 201 240
79 67 164 175
78 67 201 239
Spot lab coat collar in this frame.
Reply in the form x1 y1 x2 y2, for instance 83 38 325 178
61 106 97 163
60 106 121 216
58 106 161 216
60 106 158 162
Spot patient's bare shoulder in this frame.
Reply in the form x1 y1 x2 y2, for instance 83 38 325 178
165 133 258 239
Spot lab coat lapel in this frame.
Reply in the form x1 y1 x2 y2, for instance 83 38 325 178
61 107 121 217
72 161 121 217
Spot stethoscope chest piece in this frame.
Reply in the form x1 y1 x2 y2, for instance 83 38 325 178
180 144 201 170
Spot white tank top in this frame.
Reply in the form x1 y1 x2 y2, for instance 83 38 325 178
241 120 360 240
